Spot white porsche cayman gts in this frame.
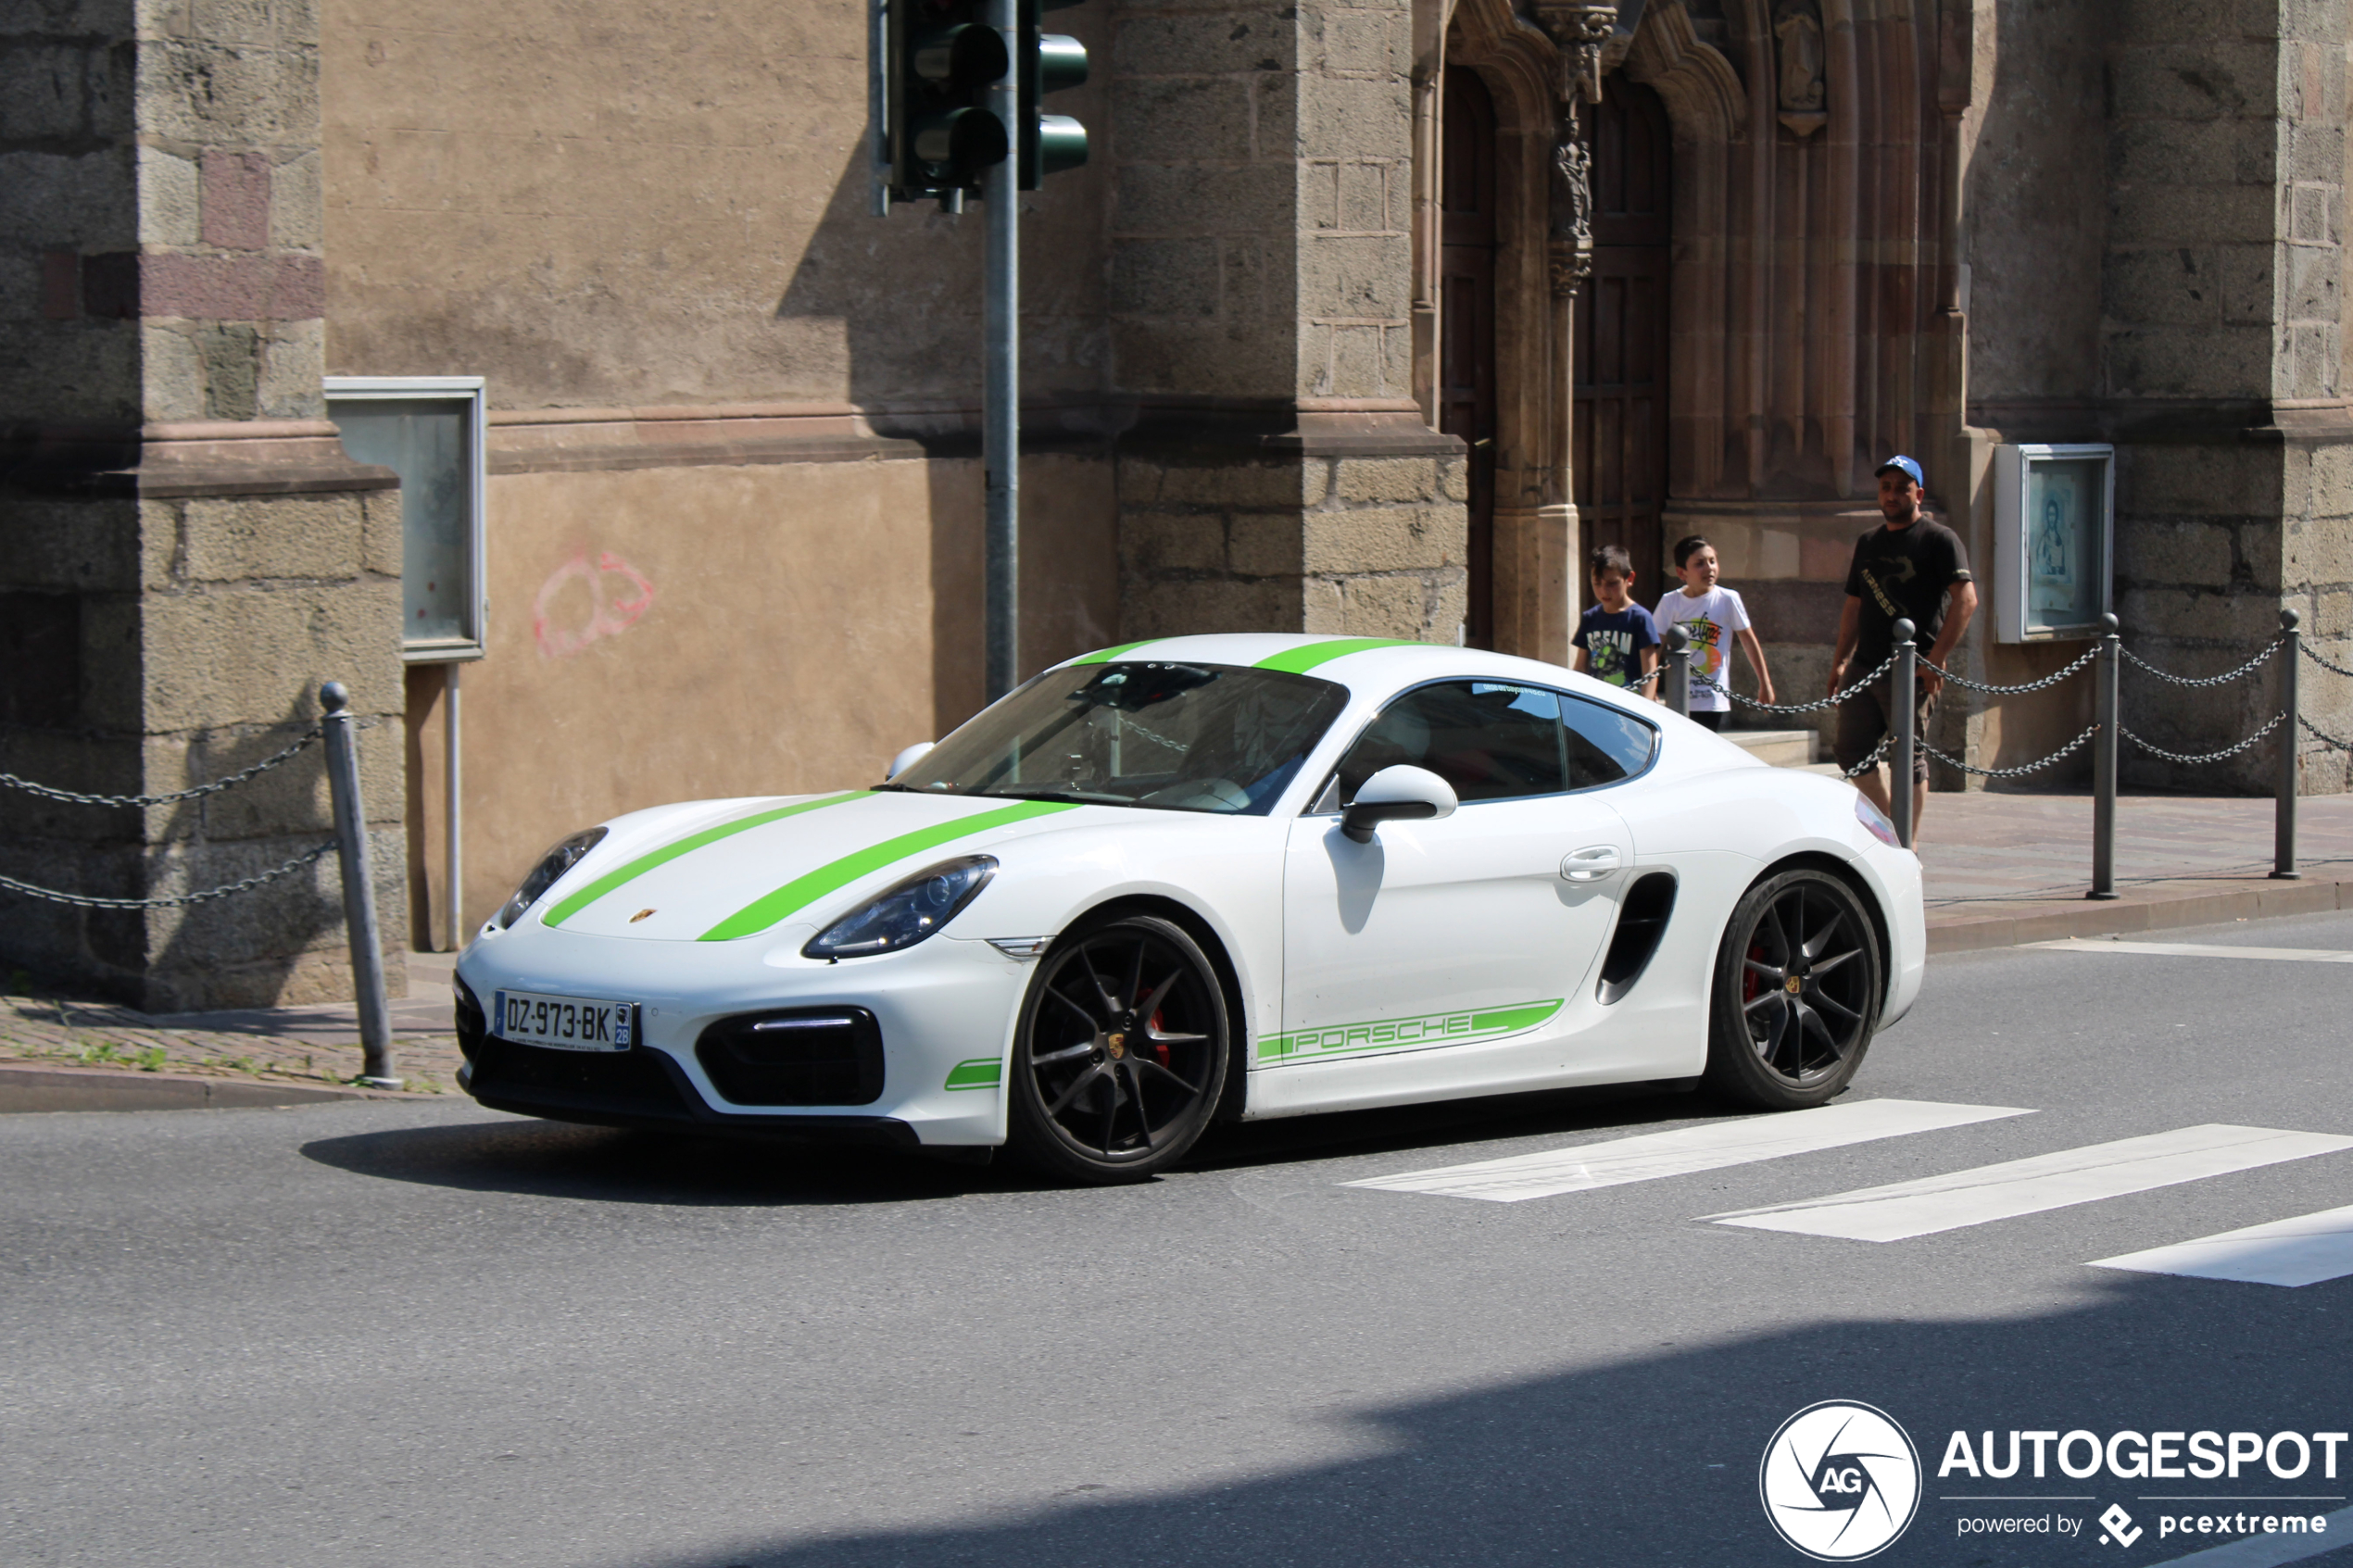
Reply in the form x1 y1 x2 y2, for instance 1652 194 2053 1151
455 633 1924 1183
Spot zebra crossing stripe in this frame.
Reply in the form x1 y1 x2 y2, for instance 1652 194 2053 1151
1342 1098 2032 1203
1705 1124 2353 1243
2031 938 2353 965
2089 1202 2353 1287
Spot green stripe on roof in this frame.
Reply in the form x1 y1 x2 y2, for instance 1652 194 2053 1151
698 799 1081 941
543 791 867 928
1068 640 1161 665
1254 637 1428 674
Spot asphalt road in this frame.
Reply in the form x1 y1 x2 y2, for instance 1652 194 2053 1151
8 912 2353 1568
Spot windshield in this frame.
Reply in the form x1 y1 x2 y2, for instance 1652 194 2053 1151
892 662 1351 814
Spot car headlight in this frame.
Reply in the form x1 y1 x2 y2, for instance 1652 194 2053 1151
802 855 996 960
496 827 609 928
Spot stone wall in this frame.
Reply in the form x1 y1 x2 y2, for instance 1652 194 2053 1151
0 1 408 1010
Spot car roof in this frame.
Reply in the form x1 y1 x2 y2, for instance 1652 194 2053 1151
1051 633 1637 710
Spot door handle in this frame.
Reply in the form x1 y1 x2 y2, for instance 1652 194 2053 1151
1561 845 1622 882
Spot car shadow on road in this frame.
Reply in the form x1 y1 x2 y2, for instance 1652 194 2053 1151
598 1269 2353 1568
296 1080 1760 1207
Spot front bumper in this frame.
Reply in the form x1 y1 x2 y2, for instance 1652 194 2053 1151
454 920 1031 1147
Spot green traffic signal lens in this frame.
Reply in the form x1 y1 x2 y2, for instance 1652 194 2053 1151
1035 113 1087 177
1036 32 1088 94
913 22 1008 89
912 106 1010 174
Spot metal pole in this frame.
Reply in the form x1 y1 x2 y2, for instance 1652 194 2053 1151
1663 624 1691 717
320 682 398 1087
2088 612 2120 900
981 0 1019 703
2275 605 2301 880
444 662 464 950
1891 617 1918 849
868 0 891 217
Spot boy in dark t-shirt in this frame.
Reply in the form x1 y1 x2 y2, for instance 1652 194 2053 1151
1830 455 1979 835
1573 544 1661 695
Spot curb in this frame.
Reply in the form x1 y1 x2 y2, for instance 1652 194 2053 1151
0 1062 424 1114
1927 873 2353 955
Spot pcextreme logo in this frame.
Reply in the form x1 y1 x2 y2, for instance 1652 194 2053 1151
1761 1401 1924 1561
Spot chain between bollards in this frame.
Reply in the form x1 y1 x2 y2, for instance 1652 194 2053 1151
1891 619 1917 849
2275 606 2301 880
321 682 398 1088
1663 624 1692 718
2088 613 2120 900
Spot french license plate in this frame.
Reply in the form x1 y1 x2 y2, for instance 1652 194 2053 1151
493 989 635 1052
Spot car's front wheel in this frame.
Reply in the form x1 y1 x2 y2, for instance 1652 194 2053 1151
1008 913 1231 1184
1705 868 1883 1110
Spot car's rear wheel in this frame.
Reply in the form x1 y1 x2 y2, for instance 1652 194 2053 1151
1704 868 1882 1110
1008 913 1230 1184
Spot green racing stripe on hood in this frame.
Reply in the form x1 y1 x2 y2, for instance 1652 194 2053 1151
1067 639 1161 665
1253 637 1428 674
698 799 1082 941
542 791 868 928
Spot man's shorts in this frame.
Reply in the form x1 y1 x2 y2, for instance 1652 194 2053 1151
1832 677 1937 783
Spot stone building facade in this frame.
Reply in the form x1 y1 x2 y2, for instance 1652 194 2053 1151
4 0 2350 1006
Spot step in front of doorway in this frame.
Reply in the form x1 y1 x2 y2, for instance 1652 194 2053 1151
1724 728 1818 769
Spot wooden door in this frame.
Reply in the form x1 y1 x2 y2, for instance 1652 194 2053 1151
1574 79 1672 587
1440 67 1499 646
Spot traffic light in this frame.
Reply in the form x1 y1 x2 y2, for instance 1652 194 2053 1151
887 0 1011 204
1019 0 1088 189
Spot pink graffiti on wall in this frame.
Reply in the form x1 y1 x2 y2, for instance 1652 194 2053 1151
534 549 656 660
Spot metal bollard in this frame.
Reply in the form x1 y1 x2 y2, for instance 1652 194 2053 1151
321 682 399 1087
2275 606 2301 880
1890 618 1917 849
2088 613 2120 900
1663 624 1692 717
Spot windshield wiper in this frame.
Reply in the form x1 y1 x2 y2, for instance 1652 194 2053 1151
978 787 1130 805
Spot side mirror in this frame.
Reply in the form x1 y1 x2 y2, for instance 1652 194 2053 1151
1340 764 1458 844
886 742 936 781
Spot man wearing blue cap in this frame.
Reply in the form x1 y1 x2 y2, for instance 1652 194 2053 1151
1829 456 1978 833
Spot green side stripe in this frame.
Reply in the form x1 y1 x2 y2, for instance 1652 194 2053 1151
944 1058 1002 1091
1068 640 1161 665
542 792 868 928
698 800 1081 941
1253 637 1428 674
1255 998 1564 1061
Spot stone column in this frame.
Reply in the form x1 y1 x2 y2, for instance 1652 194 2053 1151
2104 0 2353 794
0 1 406 1010
1109 0 1468 643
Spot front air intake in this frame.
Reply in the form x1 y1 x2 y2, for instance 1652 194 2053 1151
1597 872 1678 1004
696 1007 887 1107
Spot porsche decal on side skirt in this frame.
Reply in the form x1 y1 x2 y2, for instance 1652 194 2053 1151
1258 999 1566 1062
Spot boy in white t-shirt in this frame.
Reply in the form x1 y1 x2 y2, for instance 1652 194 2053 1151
1654 534 1775 731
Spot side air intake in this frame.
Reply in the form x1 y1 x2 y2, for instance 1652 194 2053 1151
1597 872 1678 1005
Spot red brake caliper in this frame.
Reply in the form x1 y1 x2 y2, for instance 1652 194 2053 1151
1149 1010 1171 1066
1743 941 1765 1007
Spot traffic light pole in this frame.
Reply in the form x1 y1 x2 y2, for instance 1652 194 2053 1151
982 0 1020 703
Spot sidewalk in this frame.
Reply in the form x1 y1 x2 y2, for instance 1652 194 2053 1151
5 793 2348 1096
1915 792 2353 952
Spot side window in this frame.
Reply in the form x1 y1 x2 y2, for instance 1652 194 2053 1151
1563 693 1657 787
1336 682 1567 804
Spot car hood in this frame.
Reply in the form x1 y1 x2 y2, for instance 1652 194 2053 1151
533 789 1106 942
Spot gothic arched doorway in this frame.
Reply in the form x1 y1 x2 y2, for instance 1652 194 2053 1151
1439 65 1499 646
1574 77 1672 586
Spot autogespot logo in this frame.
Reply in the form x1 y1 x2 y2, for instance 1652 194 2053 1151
1761 1401 1924 1561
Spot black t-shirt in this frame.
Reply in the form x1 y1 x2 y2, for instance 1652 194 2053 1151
1845 517 1973 671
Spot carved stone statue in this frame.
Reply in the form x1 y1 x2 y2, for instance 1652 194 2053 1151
1548 108 1594 296
1772 0 1827 135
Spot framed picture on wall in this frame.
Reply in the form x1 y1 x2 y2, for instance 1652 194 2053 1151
1993 443 2113 643
325 376 489 663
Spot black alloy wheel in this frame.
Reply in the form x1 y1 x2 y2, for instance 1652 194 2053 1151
1705 868 1883 1110
1008 913 1230 1183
